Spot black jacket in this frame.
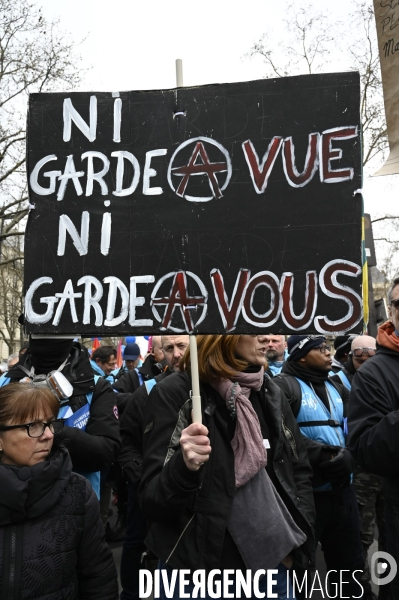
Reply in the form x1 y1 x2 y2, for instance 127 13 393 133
139 372 315 573
0 447 118 599
119 370 171 487
348 345 399 480
112 369 142 416
113 369 142 394
4 343 121 472
139 354 166 380
113 357 168 415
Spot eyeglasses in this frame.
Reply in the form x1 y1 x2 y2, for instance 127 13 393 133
391 299 399 310
289 335 325 354
350 347 376 357
313 345 331 354
0 419 65 438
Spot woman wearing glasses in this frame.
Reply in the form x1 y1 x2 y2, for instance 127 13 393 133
0 383 118 600
139 334 315 600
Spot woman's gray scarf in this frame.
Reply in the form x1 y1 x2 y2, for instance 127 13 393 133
212 369 306 570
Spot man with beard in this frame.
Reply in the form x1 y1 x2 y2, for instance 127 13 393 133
274 335 366 599
265 334 288 376
348 276 399 598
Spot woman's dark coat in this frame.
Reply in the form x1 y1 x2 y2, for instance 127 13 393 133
139 372 316 574
0 446 118 600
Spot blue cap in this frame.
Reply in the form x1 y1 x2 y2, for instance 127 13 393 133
123 343 140 361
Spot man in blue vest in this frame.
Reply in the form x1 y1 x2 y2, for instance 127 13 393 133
113 342 141 381
113 336 165 399
265 334 288 376
0 337 121 499
91 345 118 383
274 334 366 599
118 334 189 600
330 335 376 391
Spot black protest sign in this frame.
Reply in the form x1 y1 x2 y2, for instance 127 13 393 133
24 72 362 335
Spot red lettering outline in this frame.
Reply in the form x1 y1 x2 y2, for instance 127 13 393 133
242 271 281 327
242 138 283 194
280 271 318 330
282 133 320 188
314 259 362 333
211 268 250 332
320 127 358 183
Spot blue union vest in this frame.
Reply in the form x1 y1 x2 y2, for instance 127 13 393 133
336 370 352 391
295 378 346 491
58 375 101 499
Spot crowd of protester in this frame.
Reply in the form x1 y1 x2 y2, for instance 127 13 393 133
1 278 399 599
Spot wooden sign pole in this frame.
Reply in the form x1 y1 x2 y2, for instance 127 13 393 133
189 335 202 424
175 58 202 423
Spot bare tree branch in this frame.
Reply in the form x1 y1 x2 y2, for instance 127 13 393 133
0 255 23 266
372 216 399 223
0 0 85 351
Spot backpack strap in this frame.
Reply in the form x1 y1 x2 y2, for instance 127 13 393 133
297 419 340 427
274 373 302 418
86 374 100 404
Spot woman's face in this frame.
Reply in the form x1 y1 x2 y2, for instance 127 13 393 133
235 335 268 366
0 412 55 467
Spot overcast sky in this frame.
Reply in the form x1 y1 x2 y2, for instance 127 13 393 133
37 0 399 238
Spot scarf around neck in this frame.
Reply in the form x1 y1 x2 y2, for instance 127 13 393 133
282 359 329 383
0 446 72 525
377 321 399 353
211 368 266 488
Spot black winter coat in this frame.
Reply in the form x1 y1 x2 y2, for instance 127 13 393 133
0 447 118 600
348 345 399 479
4 343 121 473
112 368 142 416
139 372 315 574
119 370 170 487
139 354 165 380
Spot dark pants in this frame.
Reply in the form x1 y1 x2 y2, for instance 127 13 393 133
354 470 392 599
382 481 399 598
314 483 366 598
120 484 147 600
113 462 128 522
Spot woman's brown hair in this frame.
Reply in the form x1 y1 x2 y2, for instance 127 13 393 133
0 383 59 426
179 335 249 382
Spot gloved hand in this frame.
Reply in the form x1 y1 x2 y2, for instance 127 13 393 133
319 448 354 487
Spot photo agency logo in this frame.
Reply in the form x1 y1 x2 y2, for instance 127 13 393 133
371 551 397 587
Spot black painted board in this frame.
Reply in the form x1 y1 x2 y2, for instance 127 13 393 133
24 72 363 335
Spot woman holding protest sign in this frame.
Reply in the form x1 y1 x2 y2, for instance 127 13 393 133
139 334 315 600
0 383 118 600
